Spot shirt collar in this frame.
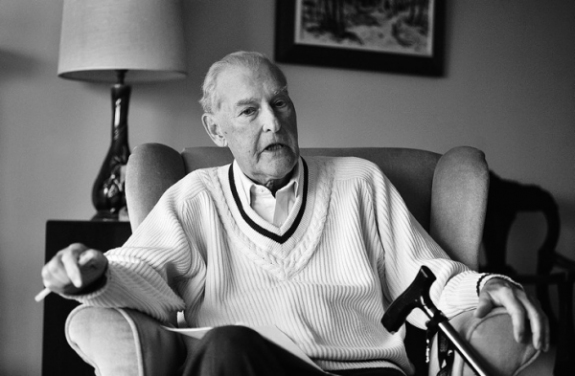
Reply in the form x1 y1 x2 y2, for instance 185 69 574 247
233 158 302 205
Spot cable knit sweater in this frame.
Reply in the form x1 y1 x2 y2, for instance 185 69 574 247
74 156 486 374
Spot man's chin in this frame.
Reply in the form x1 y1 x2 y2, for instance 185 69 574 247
261 155 298 178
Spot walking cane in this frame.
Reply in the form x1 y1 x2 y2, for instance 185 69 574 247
382 266 492 376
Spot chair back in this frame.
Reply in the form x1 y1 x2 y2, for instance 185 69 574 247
126 144 489 271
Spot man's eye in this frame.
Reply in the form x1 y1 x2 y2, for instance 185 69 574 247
274 100 287 108
241 108 257 116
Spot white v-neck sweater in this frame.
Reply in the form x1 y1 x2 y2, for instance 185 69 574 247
74 156 485 374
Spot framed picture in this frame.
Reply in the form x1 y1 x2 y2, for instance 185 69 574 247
275 0 445 76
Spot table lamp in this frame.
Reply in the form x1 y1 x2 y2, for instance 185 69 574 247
57 0 187 220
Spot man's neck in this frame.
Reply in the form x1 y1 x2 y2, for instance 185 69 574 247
256 170 294 197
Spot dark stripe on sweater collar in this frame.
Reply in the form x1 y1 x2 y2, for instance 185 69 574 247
228 159 308 244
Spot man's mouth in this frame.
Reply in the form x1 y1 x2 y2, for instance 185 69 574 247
264 143 284 152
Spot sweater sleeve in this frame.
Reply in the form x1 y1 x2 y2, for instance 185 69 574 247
65 176 207 324
370 164 484 329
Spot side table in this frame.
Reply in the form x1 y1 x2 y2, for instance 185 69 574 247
42 220 131 376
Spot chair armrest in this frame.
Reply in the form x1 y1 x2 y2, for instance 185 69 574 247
66 305 186 376
430 146 489 270
428 308 540 376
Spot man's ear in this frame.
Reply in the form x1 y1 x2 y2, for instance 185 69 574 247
201 113 228 147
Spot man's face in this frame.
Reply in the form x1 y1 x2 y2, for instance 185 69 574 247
204 64 299 186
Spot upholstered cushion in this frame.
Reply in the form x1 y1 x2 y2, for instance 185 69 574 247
428 308 540 376
66 305 185 376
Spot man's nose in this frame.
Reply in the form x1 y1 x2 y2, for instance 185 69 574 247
261 105 281 133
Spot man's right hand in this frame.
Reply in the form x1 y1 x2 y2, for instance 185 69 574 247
41 243 108 295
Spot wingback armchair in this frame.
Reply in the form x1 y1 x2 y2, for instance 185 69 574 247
65 144 539 376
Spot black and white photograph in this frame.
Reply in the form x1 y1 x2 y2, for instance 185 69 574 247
275 0 444 75
1 0 573 375
296 0 435 56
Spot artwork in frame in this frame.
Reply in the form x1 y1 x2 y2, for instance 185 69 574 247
275 0 445 76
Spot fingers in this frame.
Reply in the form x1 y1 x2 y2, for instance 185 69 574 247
61 243 87 287
41 243 105 294
478 278 550 352
502 291 527 343
501 289 550 351
520 294 550 352
42 250 74 292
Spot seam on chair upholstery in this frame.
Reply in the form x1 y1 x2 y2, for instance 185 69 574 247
512 356 540 376
465 310 540 376
116 308 146 376
65 305 102 375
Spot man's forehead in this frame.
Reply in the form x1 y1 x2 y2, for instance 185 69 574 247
216 65 287 104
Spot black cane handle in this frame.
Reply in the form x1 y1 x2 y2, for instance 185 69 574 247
382 266 436 333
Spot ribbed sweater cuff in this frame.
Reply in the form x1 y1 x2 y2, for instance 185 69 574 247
476 273 523 296
444 271 483 312
444 272 523 317
61 267 111 302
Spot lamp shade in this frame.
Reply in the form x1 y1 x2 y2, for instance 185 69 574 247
58 0 187 83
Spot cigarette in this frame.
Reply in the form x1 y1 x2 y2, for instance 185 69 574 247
34 287 51 302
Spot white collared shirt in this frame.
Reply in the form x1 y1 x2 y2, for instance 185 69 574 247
233 159 301 227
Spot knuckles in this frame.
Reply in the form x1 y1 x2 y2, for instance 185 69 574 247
45 259 61 275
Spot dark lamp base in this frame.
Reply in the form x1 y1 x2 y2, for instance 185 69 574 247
91 71 131 222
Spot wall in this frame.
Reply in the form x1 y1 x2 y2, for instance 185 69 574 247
1 0 573 374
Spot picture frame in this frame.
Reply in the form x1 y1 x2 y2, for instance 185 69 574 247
274 0 445 76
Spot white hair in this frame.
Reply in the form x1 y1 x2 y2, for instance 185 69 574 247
199 51 287 113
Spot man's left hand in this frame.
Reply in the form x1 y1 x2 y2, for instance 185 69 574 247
476 278 550 352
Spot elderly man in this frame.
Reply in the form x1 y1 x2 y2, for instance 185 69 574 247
42 51 548 376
